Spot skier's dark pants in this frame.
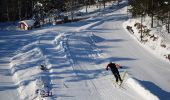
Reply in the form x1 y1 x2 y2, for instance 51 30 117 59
112 71 122 82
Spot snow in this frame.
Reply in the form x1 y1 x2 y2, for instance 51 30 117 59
0 0 170 100
123 17 170 62
127 78 159 100
10 47 52 100
0 22 18 30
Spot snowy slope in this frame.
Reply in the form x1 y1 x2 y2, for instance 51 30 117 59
0 0 170 100
0 31 32 100
96 7 170 100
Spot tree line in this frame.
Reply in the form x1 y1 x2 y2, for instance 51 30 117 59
0 0 64 22
0 0 118 22
128 0 170 32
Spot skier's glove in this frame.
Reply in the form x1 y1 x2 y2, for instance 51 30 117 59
120 66 123 69
106 68 108 70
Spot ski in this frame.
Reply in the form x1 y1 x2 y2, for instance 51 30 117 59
119 70 127 87
111 80 126 89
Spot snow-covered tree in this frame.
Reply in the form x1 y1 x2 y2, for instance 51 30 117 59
33 2 44 24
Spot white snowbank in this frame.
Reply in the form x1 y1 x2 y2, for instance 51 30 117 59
10 47 52 100
10 48 43 99
123 18 170 62
126 78 159 100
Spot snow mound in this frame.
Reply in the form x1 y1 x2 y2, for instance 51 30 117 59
11 48 44 65
18 41 39 53
126 78 159 100
53 32 66 50
10 47 52 100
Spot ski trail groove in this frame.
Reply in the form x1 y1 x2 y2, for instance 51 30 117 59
66 32 103 99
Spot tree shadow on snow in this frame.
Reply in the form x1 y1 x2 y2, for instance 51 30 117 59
95 56 137 64
136 79 170 100
0 68 12 76
0 84 18 91
56 30 137 82
0 31 36 58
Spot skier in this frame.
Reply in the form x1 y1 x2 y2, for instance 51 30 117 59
106 62 122 83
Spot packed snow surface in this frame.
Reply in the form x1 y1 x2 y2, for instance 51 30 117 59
0 0 170 100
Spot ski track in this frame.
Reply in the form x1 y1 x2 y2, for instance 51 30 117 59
1 0 170 100
30 2 144 99
66 30 143 100
59 32 102 100
39 30 139 100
